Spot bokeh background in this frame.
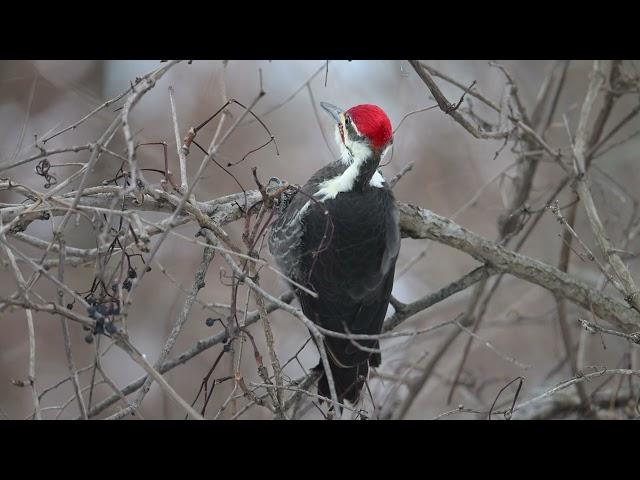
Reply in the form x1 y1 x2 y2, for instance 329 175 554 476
1 60 639 419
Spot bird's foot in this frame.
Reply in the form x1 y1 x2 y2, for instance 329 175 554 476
266 176 286 195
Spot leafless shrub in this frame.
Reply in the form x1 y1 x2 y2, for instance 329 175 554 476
1 60 639 420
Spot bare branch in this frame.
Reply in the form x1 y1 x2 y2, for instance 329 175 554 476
571 61 640 311
398 202 640 331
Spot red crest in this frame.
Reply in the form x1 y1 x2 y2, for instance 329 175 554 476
346 104 392 150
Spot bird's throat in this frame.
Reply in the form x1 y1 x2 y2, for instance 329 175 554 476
315 151 382 201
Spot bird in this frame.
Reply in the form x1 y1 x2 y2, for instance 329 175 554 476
268 102 400 405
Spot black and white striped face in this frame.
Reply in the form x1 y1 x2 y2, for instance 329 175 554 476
309 103 392 201
320 102 392 166
335 111 376 165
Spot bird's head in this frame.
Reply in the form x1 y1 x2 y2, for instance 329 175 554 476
321 102 393 164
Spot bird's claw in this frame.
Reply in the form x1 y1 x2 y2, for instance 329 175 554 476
268 176 285 186
266 176 287 195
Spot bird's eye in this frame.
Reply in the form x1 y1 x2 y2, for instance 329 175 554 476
344 116 351 125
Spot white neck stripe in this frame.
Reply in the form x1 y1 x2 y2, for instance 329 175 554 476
313 125 386 201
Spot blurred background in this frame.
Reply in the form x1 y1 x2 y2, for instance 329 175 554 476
1 60 639 419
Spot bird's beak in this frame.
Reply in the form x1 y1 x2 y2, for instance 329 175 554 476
320 102 344 123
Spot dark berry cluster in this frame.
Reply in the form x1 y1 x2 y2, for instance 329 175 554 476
83 294 122 343
120 267 139 291
77 239 154 344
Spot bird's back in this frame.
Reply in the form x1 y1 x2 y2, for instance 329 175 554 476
268 162 400 402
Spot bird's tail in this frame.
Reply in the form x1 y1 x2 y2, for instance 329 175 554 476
314 357 369 405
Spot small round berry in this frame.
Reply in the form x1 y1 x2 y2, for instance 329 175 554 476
97 304 109 315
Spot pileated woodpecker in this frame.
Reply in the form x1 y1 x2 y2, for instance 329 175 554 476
268 102 400 404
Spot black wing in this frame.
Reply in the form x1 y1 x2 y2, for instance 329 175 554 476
268 164 400 370
267 162 344 282
295 184 400 368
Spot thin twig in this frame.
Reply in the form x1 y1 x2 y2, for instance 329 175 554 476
168 85 188 193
